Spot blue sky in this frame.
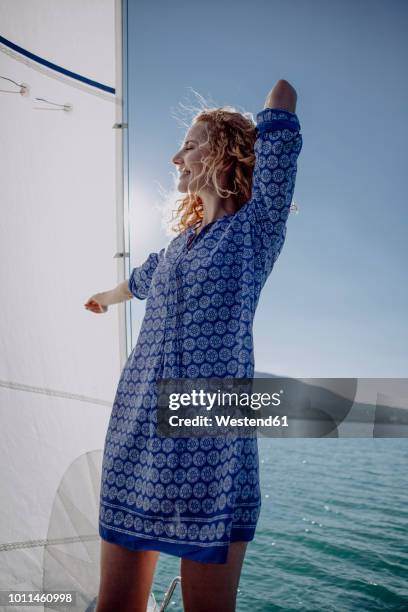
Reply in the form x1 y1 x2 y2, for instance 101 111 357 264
126 0 408 377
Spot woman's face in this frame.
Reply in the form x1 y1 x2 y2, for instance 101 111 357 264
171 122 211 194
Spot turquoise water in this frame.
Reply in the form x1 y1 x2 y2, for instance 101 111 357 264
152 438 408 611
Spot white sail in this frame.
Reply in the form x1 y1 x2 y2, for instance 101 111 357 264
0 1 127 610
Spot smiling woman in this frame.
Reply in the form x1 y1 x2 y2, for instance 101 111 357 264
89 79 303 612
171 108 258 234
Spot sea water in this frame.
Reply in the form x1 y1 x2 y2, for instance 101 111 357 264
152 437 408 611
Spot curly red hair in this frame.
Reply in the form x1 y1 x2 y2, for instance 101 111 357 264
170 106 257 234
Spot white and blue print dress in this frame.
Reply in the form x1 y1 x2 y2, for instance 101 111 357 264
99 108 303 563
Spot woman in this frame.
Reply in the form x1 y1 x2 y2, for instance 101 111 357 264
85 79 302 612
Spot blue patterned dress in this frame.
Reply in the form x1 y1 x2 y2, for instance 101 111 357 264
99 108 303 563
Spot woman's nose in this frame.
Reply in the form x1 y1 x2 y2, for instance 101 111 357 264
172 152 183 165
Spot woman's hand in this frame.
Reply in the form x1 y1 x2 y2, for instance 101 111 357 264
84 294 108 314
264 79 297 113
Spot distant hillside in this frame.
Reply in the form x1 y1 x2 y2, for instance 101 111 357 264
253 371 408 425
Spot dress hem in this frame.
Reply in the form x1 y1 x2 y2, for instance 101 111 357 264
99 523 255 565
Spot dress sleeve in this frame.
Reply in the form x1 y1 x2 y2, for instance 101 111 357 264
128 248 165 300
250 107 303 261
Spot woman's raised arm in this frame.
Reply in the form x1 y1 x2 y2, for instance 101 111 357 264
241 79 302 273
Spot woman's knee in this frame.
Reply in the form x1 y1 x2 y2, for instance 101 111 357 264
180 542 248 612
96 540 159 612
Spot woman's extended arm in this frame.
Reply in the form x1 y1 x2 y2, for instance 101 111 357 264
84 280 133 313
84 247 166 314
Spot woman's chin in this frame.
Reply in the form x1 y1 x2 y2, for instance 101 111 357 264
177 177 198 194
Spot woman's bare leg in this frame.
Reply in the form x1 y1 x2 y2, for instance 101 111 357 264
180 541 248 612
95 540 159 612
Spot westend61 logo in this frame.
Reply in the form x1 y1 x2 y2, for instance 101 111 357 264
157 379 288 437
167 389 283 411
157 378 408 438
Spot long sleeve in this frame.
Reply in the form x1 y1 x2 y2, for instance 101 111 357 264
128 248 165 300
250 107 303 264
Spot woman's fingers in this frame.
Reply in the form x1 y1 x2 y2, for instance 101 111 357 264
84 295 108 313
84 302 101 312
85 299 100 307
84 302 107 313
